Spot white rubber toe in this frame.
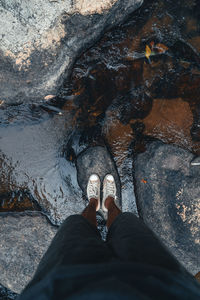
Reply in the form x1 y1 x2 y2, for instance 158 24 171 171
87 174 101 211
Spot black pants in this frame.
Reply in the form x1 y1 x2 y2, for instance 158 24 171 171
25 212 185 291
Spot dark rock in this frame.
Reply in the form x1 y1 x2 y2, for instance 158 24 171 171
117 88 153 125
0 284 18 300
76 146 121 217
0 0 143 104
0 212 57 294
133 141 200 275
191 123 200 141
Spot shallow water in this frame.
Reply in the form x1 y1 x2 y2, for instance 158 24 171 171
0 0 200 224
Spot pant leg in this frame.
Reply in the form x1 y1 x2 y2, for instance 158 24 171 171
26 215 113 289
106 212 184 272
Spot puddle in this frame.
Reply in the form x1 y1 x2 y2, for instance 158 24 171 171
0 0 200 224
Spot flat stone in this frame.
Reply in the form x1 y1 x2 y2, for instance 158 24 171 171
76 146 121 216
0 0 143 104
0 212 57 294
133 141 200 275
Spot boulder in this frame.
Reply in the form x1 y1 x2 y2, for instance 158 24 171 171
0 212 57 294
133 141 200 275
0 0 143 104
76 146 121 217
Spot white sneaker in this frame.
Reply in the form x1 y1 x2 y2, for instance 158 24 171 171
102 174 117 212
86 174 100 211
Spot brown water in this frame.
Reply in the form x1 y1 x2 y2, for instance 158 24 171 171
66 0 200 155
0 0 200 223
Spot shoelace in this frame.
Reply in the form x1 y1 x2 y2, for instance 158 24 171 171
88 183 98 196
106 180 115 196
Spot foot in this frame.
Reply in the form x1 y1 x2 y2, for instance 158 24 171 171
87 174 100 211
102 174 117 212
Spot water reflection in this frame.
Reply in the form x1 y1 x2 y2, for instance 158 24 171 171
0 0 200 223
0 107 83 224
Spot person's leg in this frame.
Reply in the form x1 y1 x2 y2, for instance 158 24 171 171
102 175 183 273
82 197 98 226
25 175 112 290
102 174 122 228
105 196 121 228
106 208 183 272
26 208 112 290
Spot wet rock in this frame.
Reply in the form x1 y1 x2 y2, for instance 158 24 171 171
140 98 200 154
76 146 121 217
102 114 138 214
133 141 200 275
0 109 85 225
0 0 143 104
0 212 57 294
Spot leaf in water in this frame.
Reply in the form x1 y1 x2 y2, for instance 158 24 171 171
145 45 152 59
0 100 5 106
91 111 102 117
44 95 56 101
141 179 147 183
155 43 169 53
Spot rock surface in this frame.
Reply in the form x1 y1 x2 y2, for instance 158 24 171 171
0 0 143 104
134 141 200 275
0 284 17 300
76 146 121 217
0 108 86 225
0 212 57 294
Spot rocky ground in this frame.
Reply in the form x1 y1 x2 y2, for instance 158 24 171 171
1 0 200 298
0 1 144 297
1 141 200 297
0 212 57 294
0 0 143 104
134 141 200 275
